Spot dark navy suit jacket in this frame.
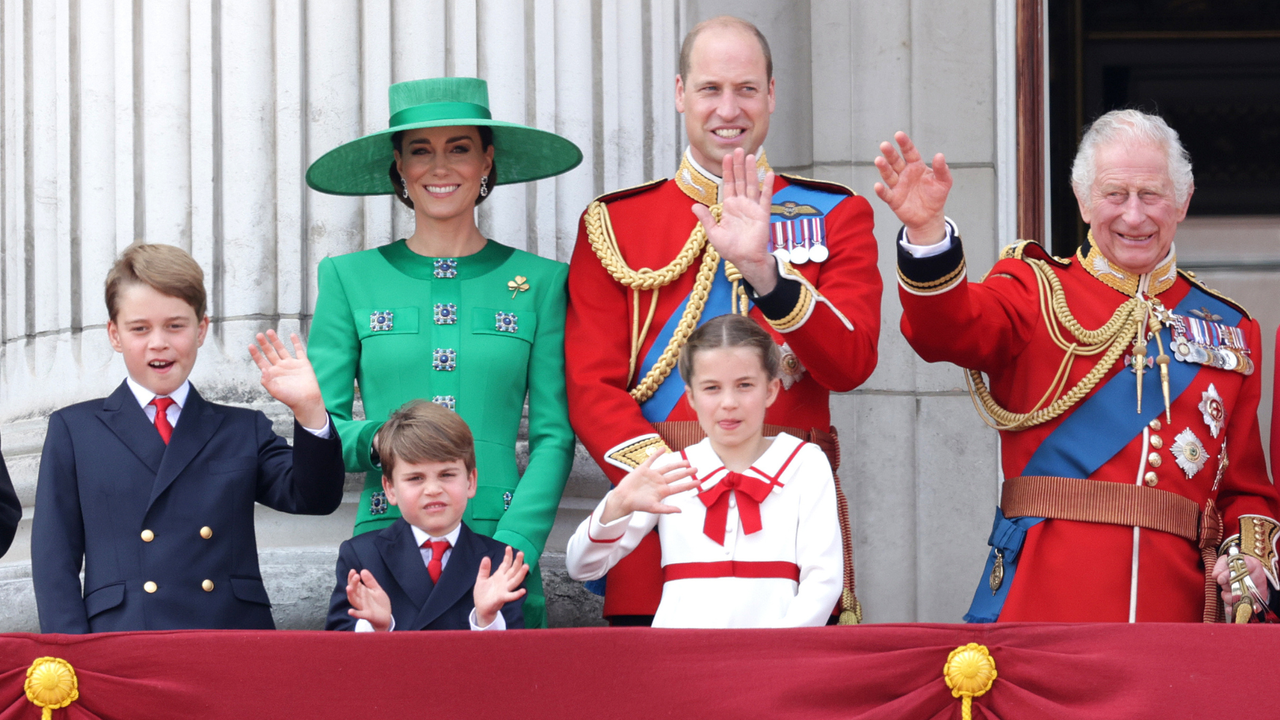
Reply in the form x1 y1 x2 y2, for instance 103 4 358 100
31 381 345 633
326 518 524 631
0 434 19 559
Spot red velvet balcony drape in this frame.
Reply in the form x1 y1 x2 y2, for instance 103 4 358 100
2 623 1277 719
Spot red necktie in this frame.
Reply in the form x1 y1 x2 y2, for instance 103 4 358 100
150 397 176 444
697 471 774 546
425 539 451 583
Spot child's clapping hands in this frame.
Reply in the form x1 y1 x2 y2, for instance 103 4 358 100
473 547 529 629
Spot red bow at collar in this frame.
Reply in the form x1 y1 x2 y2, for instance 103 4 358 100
698 471 774 546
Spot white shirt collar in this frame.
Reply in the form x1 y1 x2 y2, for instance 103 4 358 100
410 522 462 549
126 377 191 411
687 432 805 490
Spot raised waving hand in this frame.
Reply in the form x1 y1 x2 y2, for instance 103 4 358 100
874 131 953 245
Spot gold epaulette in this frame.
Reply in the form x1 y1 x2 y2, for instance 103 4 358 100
1179 268 1252 320
999 240 1071 267
590 178 666 206
776 172 855 197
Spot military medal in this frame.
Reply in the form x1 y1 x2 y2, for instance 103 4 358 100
791 221 811 264
1171 428 1207 479
769 221 791 262
778 342 806 390
1213 441 1228 493
1170 314 1252 376
770 216 828 265
989 549 1004 593
809 223 829 262
1199 384 1225 438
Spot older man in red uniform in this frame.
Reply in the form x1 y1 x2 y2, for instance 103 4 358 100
879 109 1280 622
566 16 881 624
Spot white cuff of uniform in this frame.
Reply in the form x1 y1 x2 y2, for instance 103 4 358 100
898 218 958 258
354 615 395 632
469 607 507 631
586 500 631 544
301 416 333 439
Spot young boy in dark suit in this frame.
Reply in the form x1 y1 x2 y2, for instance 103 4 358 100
326 401 528 631
31 243 345 632
0 436 18 559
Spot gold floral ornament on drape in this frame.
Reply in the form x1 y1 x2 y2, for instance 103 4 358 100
944 643 997 720
24 657 79 720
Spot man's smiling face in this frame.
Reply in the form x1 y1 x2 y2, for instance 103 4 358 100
1078 139 1191 275
675 25 775 173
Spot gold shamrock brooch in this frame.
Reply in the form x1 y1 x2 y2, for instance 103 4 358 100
508 275 530 298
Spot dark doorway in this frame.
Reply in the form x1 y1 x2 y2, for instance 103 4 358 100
1047 0 1280 257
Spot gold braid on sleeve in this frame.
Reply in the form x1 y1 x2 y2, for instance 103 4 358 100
966 258 1165 431
585 201 723 403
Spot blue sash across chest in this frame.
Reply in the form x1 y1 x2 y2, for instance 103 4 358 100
964 283 1241 622
636 183 846 422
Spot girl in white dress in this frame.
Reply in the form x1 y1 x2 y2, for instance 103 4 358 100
565 314 843 628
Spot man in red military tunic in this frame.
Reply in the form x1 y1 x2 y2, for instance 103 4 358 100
566 16 881 624
878 109 1280 622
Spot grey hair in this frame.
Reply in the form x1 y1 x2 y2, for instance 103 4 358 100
1070 109 1194 207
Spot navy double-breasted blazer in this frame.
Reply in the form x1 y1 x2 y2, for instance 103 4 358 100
0 433 19 559
31 381 345 633
326 518 524 631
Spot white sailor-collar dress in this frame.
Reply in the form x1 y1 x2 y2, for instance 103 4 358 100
565 432 843 628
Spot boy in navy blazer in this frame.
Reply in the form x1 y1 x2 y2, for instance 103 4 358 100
326 401 527 632
32 243 345 632
0 435 18 559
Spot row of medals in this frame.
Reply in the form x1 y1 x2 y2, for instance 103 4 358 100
767 225 829 264
1170 315 1254 376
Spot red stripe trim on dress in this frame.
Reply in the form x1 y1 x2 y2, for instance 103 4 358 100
662 561 800 583
749 441 808 486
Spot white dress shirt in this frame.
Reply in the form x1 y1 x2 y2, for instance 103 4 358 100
898 217 959 258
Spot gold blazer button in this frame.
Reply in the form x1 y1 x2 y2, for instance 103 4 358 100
202 580 215 592
200 526 213 540
144 581 157 593
141 529 155 542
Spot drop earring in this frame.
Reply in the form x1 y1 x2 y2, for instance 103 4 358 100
400 177 408 199
479 176 489 198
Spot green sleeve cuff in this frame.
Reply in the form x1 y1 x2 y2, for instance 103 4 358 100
490 529 539 570
355 421 385 474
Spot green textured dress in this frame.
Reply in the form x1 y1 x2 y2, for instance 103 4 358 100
309 239 574 628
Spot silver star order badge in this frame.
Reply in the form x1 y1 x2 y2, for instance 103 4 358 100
1171 428 1208 479
778 342 806 390
1199 384 1225 438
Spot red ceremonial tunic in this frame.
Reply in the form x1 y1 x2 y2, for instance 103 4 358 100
566 154 881 617
899 235 1280 622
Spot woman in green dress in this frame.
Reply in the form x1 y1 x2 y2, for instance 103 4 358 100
305 77 582 628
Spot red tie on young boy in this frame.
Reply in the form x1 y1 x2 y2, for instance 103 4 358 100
150 397 176 444
425 539 451 583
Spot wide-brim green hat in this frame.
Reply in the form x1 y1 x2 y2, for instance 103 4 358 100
306 77 582 195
